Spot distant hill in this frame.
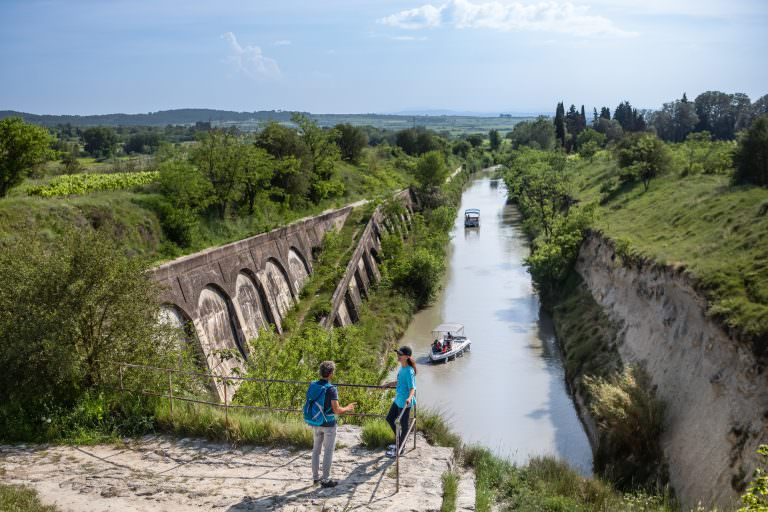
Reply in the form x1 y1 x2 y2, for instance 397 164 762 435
0 109 301 127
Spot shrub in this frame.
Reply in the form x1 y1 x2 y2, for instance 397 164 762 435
738 445 768 511
441 471 459 512
389 247 445 308
25 171 159 197
584 366 666 489
614 133 672 191
0 484 58 512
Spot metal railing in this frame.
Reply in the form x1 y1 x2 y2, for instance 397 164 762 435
105 360 417 492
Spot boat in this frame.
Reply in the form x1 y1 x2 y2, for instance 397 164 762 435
429 323 472 363
464 209 480 228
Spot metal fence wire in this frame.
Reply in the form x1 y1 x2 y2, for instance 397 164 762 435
105 360 417 493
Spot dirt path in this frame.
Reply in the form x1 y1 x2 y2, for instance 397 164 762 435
1 426 474 511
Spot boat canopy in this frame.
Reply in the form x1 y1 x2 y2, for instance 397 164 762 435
464 209 480 217
432 323 465 336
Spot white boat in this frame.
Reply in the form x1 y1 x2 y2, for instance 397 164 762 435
429 323 472 363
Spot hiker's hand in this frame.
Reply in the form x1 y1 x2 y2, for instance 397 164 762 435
406 397 412 406
346 402 357 412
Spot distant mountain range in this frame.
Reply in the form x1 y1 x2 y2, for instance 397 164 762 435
0 108 544 127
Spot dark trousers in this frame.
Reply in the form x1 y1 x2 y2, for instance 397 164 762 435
386 402 411 447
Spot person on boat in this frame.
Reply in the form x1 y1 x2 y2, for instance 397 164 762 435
384 346 417 458
304 361 357 488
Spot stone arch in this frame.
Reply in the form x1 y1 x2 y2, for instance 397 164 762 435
354 265 368 299
361 250 378 285
344 289 360 323
197 284 245 380
158 304 196 349
264 258 295 320
287 247 311 292
234 271 270 343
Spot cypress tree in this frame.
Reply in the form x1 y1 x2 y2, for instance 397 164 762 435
554 102 566 148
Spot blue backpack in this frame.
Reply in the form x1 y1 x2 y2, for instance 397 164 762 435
303 381 335 426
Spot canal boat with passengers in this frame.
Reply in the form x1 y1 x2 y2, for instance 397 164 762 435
464 209 480 228
429 323 472 363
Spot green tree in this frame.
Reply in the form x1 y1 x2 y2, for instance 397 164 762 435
615 133 672 191
292 113 342 203
124 132 162 154
191 130 244 218
507 116 556 150
0 117 53 197
334 123 368 163
0 229 180 409
733 116 768 187
452 140 471 158
576 128 606 160
60 152 82 175
240 145 274 213
82 127 117 157
489 129 501 151
554 102 566 148
466 133 484 148
414 150 448 189
255 121 306 159
682 131 713 174
594 118 624 142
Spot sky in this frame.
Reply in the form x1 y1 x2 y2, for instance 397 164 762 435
1 0 766 115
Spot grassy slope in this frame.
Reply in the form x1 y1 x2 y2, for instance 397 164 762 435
571 150 768 348
0 484 59 512
0 149 413 262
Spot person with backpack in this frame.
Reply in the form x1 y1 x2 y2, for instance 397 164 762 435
303 360 356 488
384 346 417 458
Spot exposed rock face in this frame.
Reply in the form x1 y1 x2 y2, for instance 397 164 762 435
576 232 768 508
0 426 473 511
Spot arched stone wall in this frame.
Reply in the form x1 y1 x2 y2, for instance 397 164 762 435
287 247 311 292
264 258 294 320
234 272 269 343
197 285 245 382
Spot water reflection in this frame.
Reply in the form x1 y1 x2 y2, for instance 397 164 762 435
398 173 593 474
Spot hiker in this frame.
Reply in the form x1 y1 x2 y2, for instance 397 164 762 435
384 346 417 458
303 361 356 488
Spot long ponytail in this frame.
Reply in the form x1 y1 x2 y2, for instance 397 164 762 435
406 356 417 375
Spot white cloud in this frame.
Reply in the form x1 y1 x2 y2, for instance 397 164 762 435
222 32 280 79
391 35 429 41
272 40 292 46
378 0 637 38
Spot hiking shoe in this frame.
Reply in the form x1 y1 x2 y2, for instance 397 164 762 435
385 448 397 458
320 479 338 488
386 444 396 451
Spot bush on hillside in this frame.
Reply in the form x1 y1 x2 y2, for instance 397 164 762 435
734 116 768 187
584 366 667 490
615 133 672 191
0 229 193 440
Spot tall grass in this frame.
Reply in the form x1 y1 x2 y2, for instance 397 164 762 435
441 471 459 512
0 484 58 512
154 400 313 448
361 419 395 449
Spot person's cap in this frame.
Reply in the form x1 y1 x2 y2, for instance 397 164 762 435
394 346 412 356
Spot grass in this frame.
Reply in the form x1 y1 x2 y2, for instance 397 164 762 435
154 400 313 448
361 419 395 449
569 150 768 354
0 484 59 512
441 471 459 512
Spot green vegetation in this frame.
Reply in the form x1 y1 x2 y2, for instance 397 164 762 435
738 445 768 512
734 116 768 186
155 400 313 448
0 484 59 512
361 419 396 449
441 471 459 512
23 170 159 197
0 117 53 197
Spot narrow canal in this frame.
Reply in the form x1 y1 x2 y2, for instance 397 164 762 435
401 172 593 473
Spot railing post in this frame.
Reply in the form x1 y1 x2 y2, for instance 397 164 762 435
223 378 229 428
168 369 173 421
413 403 417 451
396 420 401 493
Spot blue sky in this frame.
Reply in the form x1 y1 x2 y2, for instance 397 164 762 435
1 0 766 115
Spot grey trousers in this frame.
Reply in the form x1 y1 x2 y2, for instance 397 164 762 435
311 425 337 481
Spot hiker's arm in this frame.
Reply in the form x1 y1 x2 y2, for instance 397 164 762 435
405 388 415 406
331 400 356 414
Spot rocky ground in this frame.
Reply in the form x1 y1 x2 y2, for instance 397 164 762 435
0 426 476 511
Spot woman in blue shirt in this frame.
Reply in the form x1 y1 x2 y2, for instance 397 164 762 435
384 346 417 458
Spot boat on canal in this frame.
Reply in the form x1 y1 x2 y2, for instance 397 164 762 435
429 323 471 363
464 208 480 228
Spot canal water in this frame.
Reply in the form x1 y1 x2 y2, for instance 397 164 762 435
400 173 593 473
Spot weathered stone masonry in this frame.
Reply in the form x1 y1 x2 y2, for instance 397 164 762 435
152 206 351 400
